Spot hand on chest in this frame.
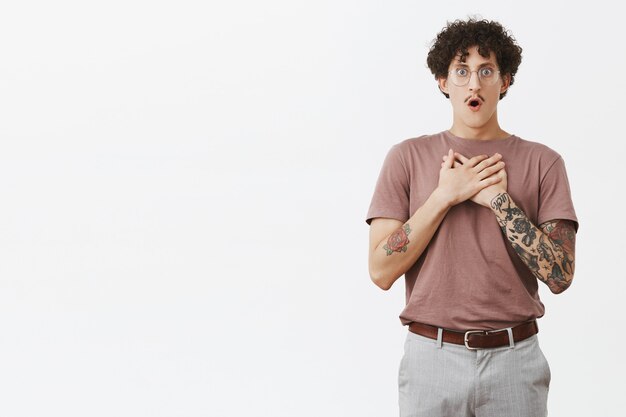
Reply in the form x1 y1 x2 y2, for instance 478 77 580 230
408 150 538 217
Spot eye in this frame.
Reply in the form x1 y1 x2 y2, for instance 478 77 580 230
480 67 495 77
455 68 468 77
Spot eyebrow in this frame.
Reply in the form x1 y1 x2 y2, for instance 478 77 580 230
453 62 497 68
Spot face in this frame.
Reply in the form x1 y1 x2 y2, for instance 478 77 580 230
438 45 510 131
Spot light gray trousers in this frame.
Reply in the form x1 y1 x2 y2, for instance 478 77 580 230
399 329 551 417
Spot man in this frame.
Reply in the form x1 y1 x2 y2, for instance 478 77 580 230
365 18 578 417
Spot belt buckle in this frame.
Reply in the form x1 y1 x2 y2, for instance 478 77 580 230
464 330 487 350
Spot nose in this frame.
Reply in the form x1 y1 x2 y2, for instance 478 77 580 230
468 71 481 90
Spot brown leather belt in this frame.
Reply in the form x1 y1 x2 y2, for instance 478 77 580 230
408 320 539 350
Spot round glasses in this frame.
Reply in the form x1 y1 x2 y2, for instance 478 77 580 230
448 67 501 87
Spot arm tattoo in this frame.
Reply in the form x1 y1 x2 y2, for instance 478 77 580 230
541 219 576 277
490 192 577 293
383 224 411 256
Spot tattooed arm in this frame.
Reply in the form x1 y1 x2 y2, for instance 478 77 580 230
489 192 577 294
368 188 452 290
442 151 577 293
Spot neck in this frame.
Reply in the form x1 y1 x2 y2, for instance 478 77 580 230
449 112 509 140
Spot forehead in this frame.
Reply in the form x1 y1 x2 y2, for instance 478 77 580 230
451 46 498 67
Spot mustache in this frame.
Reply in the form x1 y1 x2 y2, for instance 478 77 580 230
464 94 485 103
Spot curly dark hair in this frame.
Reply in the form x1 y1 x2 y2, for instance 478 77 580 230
426 18 522 100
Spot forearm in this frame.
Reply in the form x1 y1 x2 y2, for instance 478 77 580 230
370 188 452 290
489 192 574 293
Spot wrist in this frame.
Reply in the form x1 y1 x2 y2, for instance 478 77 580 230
431 187 455 210
489 191 511 214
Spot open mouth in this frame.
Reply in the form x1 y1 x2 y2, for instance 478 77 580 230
468 99 482 111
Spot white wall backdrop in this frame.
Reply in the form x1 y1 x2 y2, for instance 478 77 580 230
0 1 623 416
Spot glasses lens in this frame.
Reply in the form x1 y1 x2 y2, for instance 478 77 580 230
479 68 499 85
449 68 499 86
450 68 472 87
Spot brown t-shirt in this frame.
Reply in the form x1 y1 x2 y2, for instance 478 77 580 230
366 130 579 331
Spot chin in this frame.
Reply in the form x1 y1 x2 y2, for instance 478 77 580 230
463 111 496 127
462 118 490 129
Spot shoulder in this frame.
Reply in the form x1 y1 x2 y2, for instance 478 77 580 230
394 133 441 150
512 134 565 170
388 132 444 161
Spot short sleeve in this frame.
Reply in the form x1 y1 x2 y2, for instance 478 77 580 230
537 156 579 232
365 144 410 225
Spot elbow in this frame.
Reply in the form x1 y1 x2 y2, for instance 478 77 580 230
550 286 568 295
547 256 576 294
552 253 576 294
549 273 574 294
373 278 392 291
369 268 394 291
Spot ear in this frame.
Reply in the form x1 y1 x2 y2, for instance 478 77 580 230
437 76 449 95
500 73 511 94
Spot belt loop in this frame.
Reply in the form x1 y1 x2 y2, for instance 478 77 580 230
436 328 443 349
506 327 515 349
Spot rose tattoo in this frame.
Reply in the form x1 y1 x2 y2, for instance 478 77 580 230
384 224 411 256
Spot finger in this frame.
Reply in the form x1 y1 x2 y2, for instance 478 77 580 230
474 153 503 172
467 153 490 167
477 161 505 180
444 148 454 168
444 154 464 166
454 152 470 164
480 175 503 187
